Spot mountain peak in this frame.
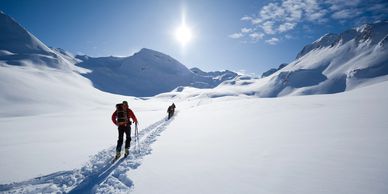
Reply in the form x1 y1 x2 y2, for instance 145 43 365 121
296 20 388 59
314 33 338 44
0 11 51 55
136 48 167 56
0 11 75 70
138 48 157 53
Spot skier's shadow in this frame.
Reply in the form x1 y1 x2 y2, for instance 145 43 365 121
68 157 126 194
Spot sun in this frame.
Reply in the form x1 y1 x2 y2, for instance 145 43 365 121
175 23 192 47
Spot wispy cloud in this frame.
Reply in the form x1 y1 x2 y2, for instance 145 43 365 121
241 16 253 21
230 0 388 44
249 32 265 41
278 22 297 33
332 9 361 19
229 32 244 39
265 37 280 45
241 28 253 33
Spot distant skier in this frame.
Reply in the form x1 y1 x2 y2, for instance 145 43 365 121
111 101 138 160
167 103 176 120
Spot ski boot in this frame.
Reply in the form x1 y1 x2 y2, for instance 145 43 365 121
112 151 121 163
124 148 129 158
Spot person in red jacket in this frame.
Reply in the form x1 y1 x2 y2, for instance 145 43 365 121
112 101 138 159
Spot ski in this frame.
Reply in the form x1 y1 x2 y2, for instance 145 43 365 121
111 157 119 164
112 155 121 163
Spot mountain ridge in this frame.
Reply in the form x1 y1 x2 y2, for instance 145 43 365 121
75 48 238 97
158 20 388 99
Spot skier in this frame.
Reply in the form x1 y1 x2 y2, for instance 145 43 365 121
167 103 176 120
111 101 138 160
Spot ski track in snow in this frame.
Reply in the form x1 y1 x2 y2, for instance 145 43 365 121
0 114 176 194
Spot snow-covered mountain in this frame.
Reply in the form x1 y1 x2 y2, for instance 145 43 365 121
257 20 388 97
261 63 287 78
0 10 238 116
75 50 238 97
190 67 238 82
0 11 120 116
0 11 75 71
160 20 388 99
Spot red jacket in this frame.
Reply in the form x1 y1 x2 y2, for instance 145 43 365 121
112 108 138 126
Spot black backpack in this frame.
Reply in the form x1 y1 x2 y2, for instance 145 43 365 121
116 103 128 125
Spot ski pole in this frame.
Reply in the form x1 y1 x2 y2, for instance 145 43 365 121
135 123 139 139
135 123 140 152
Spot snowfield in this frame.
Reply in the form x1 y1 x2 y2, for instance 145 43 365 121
1 81 388 194
129 82 388 194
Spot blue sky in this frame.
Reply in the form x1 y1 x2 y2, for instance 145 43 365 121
0 0 387 75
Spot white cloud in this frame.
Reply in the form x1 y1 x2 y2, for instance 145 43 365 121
232 0 387 44
332 9 361 19
241 28 253 33
241 16 253 21
260 3 286 20
282 0 304 21
327 0 362 10
307 10 328 21
261 21 276 34
229 33 244 39
249 32 265 41
278 22 297 32
265 37 280 45
251 18 263 24
367 3 388 12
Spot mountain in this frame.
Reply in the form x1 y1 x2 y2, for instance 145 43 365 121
0 11 116 116
261 63 287 78
159 20 388 99
0 10 238 114
190 67 237 79
190 67 238 84
258 20 388 97
0 11 76 71
2 8 387 103
75 50 238 97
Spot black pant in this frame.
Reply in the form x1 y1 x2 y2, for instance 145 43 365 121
168 110 174 119
116 125 131 152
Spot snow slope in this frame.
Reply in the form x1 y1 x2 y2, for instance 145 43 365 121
161 21 388 99
0 11 77 71
190 67 238 87
129 82 388 194
76 50 238 97
1 80 387 194
259 20 388 97
0 11 119 116
261 63 287 78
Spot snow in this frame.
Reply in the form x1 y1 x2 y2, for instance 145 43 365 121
0 12 52 55
126 82 388 194
75 49 238 97
1 81 388 194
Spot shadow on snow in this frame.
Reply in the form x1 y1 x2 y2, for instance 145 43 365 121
0 114 177 194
